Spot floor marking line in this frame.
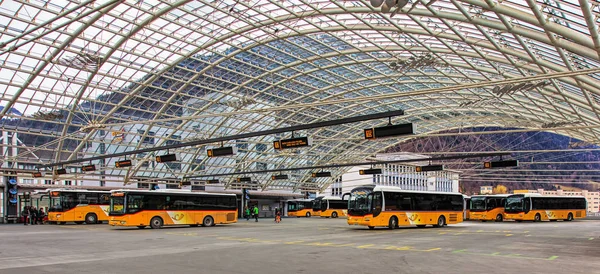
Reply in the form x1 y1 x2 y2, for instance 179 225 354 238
452 249 559 261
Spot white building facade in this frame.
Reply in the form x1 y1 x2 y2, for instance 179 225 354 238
323 153 460 197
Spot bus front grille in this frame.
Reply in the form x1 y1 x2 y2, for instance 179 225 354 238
227 213 236 222
449 214 457 222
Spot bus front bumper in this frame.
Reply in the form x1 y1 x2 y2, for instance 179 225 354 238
109 217 128 226
469 213 489 221
347 215 372 226
503 213 524 221
47 213 61 222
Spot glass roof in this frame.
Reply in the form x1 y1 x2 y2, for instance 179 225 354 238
1 0 599 190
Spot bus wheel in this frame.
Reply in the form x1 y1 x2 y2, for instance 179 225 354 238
534 214 541 222
150 217 163 229
566 213 573 221
495 214 503 222
368 226 374 230
388 216 398 230
306 212 311 218
137 226 146 229
434 216 446 228
332 212 338 218
75 221 84 225
85 213 98 224
203 216 215 227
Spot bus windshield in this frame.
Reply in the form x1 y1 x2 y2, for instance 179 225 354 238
312 199 322 211
319 200 328 210
470 197 487 212
288 202 298 212
110 196 125 214
348 189 372 216
505 197 524 213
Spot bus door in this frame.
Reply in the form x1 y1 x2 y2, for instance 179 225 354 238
372 192 382 217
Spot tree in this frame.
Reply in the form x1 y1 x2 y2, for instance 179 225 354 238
493 184 508 194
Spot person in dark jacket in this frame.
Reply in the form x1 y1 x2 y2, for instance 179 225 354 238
30 207 37 225
38 208 45 224
22 206 29 225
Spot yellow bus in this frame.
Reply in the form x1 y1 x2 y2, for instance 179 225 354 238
47 189 111 224
287 199 315 217
109 189 238 229
504 193 587 222
318 196 348 218
469 194 509 222
347 185 464 229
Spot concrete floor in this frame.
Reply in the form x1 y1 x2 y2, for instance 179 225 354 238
1 218 599 274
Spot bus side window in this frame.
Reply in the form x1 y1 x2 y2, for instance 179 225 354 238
400 195 412 211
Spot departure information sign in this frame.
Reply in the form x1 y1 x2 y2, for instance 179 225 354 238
273 137 312 150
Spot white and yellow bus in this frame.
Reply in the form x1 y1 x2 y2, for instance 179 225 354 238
109 189 238 229
503 193 586 222
287 199 315 217
317 196 348 218
469 194 510 222
47 189 112 224
48 189 110 224
347 185 464 229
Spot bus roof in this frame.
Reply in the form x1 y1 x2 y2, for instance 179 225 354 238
49 189 111 193
110 189 236 196
287 199 313 202
373 185 463 196
319 196 342 200
470 194 511 198
508 193 586 199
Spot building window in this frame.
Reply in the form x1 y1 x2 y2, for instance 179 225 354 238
256 162 268 171
137 183 149 189
23 179 34 184
255 143 267 152
166 135 181 146
190 159 205 172
44 180 53 185
138 130 155 144
64 180 72 186
236 140 248 150
192 185 205 191
166 184 179 189
138 153 149 168
166 162 181 170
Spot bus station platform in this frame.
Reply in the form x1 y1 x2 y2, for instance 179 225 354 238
1 218 598 274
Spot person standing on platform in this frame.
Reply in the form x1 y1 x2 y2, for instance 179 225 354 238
245 206 250 221
253 205 259 222
30 207 37 225
22 206 29 226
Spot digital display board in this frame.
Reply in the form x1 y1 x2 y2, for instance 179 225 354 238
364 123 414 139
81 164 96 172
415 165 444 172
115 160 132 168
273 137 312 150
